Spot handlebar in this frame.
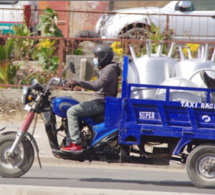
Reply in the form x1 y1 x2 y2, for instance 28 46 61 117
60 79 67 86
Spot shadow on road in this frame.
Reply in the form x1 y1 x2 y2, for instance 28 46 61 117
81 178 193 187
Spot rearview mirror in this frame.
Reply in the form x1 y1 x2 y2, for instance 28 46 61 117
178 1 192 10
69 60 76 74
31 79 44 91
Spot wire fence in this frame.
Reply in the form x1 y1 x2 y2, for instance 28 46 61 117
1 7 215 88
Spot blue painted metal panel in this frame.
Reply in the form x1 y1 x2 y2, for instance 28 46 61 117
105 97 121 129
51 96 79 118
118 56 215 151
173 138 192 155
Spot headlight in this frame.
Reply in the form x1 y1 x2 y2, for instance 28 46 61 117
22 86 36 105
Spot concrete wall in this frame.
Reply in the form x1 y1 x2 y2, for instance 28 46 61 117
69 1 110 37
112 1 168 10
66 55 98 82
65 55 121 82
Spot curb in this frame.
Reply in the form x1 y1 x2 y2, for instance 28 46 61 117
37 155 186 170
0 185 211 195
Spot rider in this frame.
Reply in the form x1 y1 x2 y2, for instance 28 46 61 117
61 44 121 153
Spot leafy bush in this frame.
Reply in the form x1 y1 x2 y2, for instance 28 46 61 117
12 23 34 60
183 43 200 58
111 41 123 58
30 7 65 83
0 38 20 85
36 7 63 37
32 39 59 71
138 23 174 56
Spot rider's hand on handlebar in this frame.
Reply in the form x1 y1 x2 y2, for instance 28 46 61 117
63 80 77 90
60 79 67 86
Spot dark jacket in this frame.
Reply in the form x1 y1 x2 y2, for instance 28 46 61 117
76 62 121 102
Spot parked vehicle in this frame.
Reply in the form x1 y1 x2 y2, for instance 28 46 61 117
0 1 38 34
94 1 215 42
1 57 215 188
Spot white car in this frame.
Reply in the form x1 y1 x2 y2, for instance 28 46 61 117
95 1 215 42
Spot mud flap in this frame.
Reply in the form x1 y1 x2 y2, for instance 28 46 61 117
43 111 59 150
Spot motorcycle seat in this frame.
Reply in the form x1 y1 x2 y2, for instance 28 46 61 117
92 114 105 124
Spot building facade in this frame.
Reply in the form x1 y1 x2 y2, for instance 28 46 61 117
38 1 167 37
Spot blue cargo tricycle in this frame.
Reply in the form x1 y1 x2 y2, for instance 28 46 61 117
0 56 215 188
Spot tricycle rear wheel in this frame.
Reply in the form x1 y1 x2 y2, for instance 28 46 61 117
0 133 34 178
186 144 215 188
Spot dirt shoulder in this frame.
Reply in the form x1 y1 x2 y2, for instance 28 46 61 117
0 89 95 120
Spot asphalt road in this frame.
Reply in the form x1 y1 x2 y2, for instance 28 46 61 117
0 112 215 195
0 161 214 195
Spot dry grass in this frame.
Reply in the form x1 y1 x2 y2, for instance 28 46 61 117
0 98 27 121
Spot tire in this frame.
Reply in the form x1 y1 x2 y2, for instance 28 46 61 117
0 133 34 178
119 28 148 40
74 30 102 48
186 144 215 188
119 28 148 54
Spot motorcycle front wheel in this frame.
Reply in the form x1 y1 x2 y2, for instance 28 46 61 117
0 133 34 178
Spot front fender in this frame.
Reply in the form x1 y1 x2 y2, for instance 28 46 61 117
0 129 42 168
43 111 59 150
0 124 19 133
0 130 39 154
0 131 16 136
0 127 6 131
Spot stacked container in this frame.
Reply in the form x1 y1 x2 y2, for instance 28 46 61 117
128 42 215 102
128 41 177 99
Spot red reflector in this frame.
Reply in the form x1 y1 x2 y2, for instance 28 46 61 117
24 5 31 28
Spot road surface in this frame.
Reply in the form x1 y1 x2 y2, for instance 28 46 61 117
0 161 214 195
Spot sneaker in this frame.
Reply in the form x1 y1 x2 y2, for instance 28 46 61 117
61 142 83 153
200 71 215 89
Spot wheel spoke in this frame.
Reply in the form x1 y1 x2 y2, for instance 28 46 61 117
0 134 34 178
186 144 215 188
0 143 24 169
198 156 215 179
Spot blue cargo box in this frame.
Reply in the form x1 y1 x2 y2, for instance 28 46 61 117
116 56 215 155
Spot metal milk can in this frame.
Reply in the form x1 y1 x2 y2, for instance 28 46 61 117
173 44 215 88
128 41 177 99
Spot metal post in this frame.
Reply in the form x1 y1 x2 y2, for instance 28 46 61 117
58 38 64 76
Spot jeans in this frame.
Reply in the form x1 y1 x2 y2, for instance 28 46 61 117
66 99 105 144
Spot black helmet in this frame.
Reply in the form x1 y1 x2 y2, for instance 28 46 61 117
93 44 114 68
